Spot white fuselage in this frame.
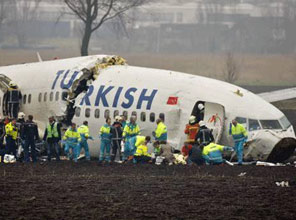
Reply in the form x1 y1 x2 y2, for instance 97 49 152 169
0 55 294 157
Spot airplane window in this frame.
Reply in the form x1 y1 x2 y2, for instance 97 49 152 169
123 111 128 120
50 92 54 101
75 107 81 117
114 110 119 118
132 111 137 119
61 91 68 101
141 112 146 122
55 92 59 101
85 108 91 118
38 93 42 102
44 92 47 102
104 110 110 119
23 94 27 104
235 117 247 124
28 94 32 104
159 113 165 122
150 113 155 122
95 109 100 118
248 119 261 131
280 116 291 130
260 120 282 130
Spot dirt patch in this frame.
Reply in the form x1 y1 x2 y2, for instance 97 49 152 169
0 162 296 220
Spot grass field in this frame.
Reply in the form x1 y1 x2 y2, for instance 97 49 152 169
0 48 296 86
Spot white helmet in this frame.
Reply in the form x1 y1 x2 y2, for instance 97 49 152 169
18 112 25 119
199 120 206 127
198 103 204 110
189 115 196 124
9 81 16 87
115 115 121 121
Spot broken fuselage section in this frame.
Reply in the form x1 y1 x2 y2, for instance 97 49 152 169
55 55 127 126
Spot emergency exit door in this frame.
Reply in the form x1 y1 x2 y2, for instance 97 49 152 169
0 74 12 117
203 102 225 144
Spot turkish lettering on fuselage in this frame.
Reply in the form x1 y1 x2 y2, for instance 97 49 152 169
51 70 158 110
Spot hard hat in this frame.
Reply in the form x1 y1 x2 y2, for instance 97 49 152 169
199 120 206 127
189 115 196 124
9 81 16 87
198 103 204 110
115 115 121 121
18 112 25 119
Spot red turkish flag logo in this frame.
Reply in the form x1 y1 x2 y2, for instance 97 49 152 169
167 96 178 105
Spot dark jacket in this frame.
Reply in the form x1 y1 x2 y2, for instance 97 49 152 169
111 122 123 140
23 120 39 141
195 126 214 146
16 119 25 139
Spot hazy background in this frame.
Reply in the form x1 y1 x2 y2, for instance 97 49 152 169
0 0 296 86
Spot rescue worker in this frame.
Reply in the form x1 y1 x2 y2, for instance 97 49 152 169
77 121 92 161
229 119 248 165
63 123 81 162
202 142 233 165
120 115 127 129
23 115 39 162
16 112 26 155
187 145 204 165
153 141 175 165
195 121 214 147
4 81 22 119
43 116 61 162
0 117 5 151
99 117 112 163
184 115 199 144
122 115 140 161
5 118 18 157
196 103 204 122
134 136 152 164
110 116 123 162
152 118 167 143
129 135 151 163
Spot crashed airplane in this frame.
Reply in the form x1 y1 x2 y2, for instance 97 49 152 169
0 55 295 162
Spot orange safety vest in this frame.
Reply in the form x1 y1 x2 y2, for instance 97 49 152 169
184 123 199 143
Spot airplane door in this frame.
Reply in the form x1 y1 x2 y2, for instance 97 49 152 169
203 102 225 144
0 74 12 117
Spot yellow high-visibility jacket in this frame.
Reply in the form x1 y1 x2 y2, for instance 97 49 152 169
63 128 81 143
135 136 146 147
135 144 151 157
230 123 248 141
78 125 89 138
202 143 225 156
5 122 18 140
123 123 140 138
155 122 167 138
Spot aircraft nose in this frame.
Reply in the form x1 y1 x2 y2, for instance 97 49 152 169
267 137 296 163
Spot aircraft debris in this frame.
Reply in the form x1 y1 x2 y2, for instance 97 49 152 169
238 172 247 177
62 56 127 125
244 131 296 163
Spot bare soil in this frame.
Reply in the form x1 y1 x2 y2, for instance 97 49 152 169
0 162 296 220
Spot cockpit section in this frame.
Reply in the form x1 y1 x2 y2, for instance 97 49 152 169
234 115 296 162
234 116 292 132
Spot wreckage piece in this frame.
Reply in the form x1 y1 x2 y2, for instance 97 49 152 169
267 137 296 163
62 56 127 126
244 130 296 163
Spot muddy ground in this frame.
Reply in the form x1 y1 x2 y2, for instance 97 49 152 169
0 162 296 220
